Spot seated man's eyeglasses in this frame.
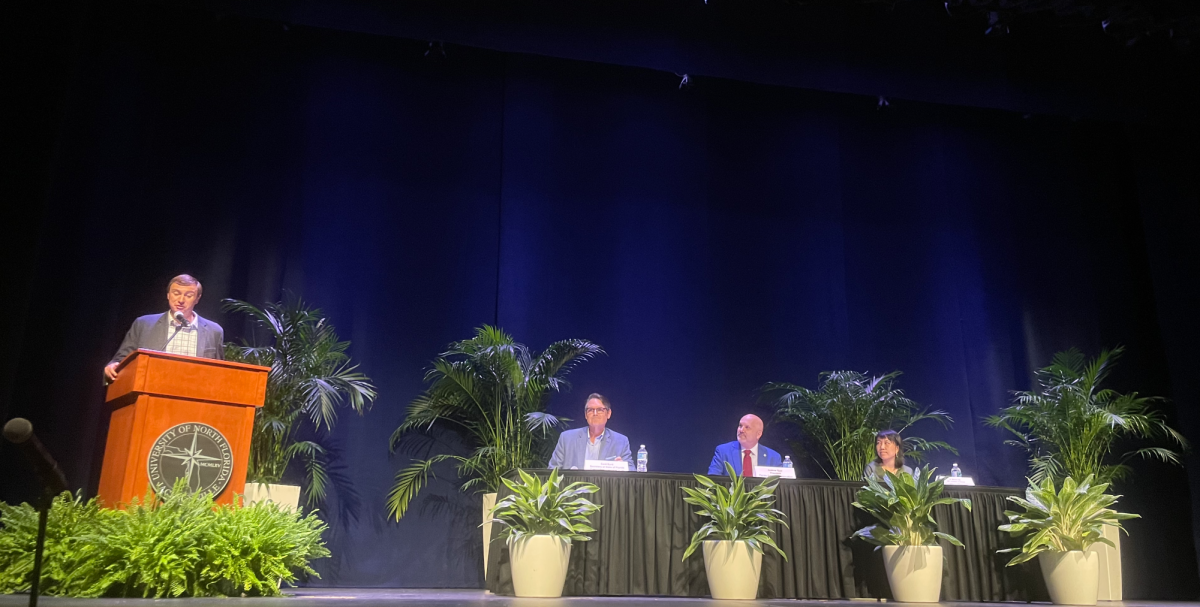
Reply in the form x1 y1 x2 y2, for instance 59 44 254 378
584 407 610 416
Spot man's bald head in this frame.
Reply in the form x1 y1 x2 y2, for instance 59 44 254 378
736 414 764 450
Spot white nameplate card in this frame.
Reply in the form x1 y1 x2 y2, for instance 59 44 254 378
584 460 630 472
754 466 797 479
941 476 975 486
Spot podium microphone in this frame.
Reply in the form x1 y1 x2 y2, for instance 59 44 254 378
164 311 188 350
3 418 68 495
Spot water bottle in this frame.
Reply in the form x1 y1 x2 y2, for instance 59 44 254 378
636 445 648 472
782 456 793 468
950 462 962 478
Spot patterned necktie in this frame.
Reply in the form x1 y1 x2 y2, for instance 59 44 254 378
742 450 753 477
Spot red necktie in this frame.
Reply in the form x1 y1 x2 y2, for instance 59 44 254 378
742 450 753 477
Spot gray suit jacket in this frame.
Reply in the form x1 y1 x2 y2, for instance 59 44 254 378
548 427 633 470
108 312 225 366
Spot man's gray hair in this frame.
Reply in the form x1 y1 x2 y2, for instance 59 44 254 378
586 393 611 409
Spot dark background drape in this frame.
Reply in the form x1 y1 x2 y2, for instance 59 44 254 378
3 0 1199 598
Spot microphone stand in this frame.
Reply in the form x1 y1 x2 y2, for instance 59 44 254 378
3 418 68 607
162 323 183 351
29 491 50 607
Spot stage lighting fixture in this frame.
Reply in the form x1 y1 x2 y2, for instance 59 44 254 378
985 11 1011 36
678 73 692 89
425 41 446 61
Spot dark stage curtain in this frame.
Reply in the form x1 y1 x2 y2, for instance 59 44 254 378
2 1 1198 595
485 471 1046 601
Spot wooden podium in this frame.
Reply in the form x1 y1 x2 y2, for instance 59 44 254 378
98 349 268 507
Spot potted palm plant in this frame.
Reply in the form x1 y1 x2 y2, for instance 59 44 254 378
985 346 1186 599
851 465 972 602
763 371 957 481
222 297 377 509
681 462 788 600
487 468 601 597
386 326 602 573
985 347 1187 485
998 475 1138 606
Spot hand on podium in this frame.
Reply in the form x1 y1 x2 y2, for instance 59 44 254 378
104 362 120 382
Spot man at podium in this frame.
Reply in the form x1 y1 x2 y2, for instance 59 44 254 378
103 274 225 382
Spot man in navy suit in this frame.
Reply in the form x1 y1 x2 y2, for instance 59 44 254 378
103 274 224 382
548 393 633 470
707 414 783 476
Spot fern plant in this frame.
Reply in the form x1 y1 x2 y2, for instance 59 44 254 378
0 482 330 597
488 468 601 543
96 488 211 596
851 465 971 547
0 493 114 596
985 347 1187 485
997 475 1138 566
764 370 956 481
681 462 789 561
201 495 331 595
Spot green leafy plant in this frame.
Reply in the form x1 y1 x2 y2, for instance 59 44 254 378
764 370 957 481
223 297 378 506
0 493 114 596
997 475 1138 566
680 462 788 561
488 468 601 543
0 482 330 597
387 325 603 520
851 465 972 547
985 347 1187 485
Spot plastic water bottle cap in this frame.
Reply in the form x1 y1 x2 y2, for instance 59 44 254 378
640 445 645 448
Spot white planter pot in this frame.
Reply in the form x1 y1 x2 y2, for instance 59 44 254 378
509 535 572 598
482 492 497 578
1088 524 1122 600
882 545 943 603
1040 550 1099 605
702 540 763 600
242 483 301 512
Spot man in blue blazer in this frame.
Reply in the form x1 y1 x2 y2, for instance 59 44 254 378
548 393 633 470
708 414 783 476
103 274 225 382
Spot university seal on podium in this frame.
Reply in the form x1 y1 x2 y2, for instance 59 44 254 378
146 422 234 497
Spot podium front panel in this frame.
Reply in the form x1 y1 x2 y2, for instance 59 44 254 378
98 395 257 507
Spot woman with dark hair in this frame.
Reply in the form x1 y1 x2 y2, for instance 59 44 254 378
863 429 915 480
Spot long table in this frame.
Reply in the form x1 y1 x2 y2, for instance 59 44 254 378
484 470 1048 600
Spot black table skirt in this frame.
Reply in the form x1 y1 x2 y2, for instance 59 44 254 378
484 470 1048 600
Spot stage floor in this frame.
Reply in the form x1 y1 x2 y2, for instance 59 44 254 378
1 588 1196 607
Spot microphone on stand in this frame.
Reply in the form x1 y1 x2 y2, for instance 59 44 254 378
3 418 69 607
163 311 187 350
2 418 68 495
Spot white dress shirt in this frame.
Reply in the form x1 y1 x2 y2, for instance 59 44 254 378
164 310 199 357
